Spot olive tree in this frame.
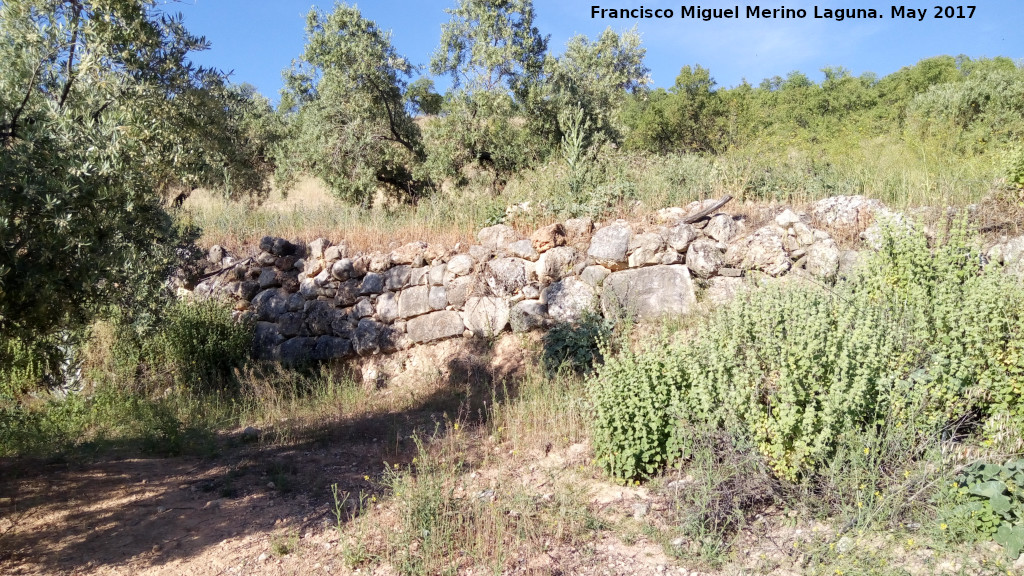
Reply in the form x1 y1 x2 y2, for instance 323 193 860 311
0 0 269 344
275 2 428 205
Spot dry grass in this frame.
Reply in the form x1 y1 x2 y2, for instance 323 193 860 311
181 176 481 254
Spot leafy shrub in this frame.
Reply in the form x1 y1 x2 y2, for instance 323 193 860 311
943 459 1024 558
589 219 1024 482
588 336 684 480
541 311 614 376
158 299 253 391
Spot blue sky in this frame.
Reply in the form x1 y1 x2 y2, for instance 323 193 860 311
167 0 1022 102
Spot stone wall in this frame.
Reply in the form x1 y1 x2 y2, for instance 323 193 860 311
186 195 1022 363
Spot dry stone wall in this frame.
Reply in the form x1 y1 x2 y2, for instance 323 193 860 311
186 195 1022 364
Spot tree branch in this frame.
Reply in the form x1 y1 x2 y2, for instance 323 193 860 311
57 1 83 110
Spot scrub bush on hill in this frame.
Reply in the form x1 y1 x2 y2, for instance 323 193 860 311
589 218 1024 482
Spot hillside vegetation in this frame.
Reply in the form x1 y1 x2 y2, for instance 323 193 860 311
2 0 1024 574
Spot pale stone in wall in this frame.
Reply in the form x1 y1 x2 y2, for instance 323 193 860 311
407 311 465 343
602 265 696 321
398 286 431 318
462 296 510 337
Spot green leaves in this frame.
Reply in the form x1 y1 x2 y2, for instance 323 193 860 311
947 459 1024 558
276 2 428 205
590 220 1024 484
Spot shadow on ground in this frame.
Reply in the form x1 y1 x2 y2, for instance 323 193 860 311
0 338 524 575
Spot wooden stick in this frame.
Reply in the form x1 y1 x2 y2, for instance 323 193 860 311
683 195 734 223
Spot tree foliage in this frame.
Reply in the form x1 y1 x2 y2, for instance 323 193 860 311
0 0 268 343
544 27 649 143
276 2 428 205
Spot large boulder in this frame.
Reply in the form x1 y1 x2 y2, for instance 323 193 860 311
312 336 353 361
462 296 510 337
253 322 285 358
705 214 741 244
587 221 632 270
508 239 540 261
353 319 383 356
665 222 699 252
545 277 598 323
602 265 697 321
304 300 338 336
447 254 475 276
376 291 400 323
407 311 466 343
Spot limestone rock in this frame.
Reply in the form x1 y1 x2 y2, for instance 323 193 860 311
536 246 579 283
331 259 355 281
703 277 746 307
257 268 280 289
429 286 447 310
384 265 411 291
376 292 399 323
510 300 548 333
602 265 696 321
563 217 594 243
353 319 383 356
462 296 510 337
508 239 539 261
428 263 447 285
531 223 566 253
445 275 479 307
253 322 285 358
335 280 361 306
486 257 529 297
407 311 465 343
304 301 338 336
312 337 352 361
724 226 791 277
251 289 288 322
478 224 521 251
390 241 427 265
360 273 385 295
627 233 665 268
804 238 841 280
775 209 806 228
545 277 597 324
398 285 431 318
279 337 316 365
665 223 699 252
308 238 329 260
811 195 888 229
705 215 740 244
208 245 224 265
686 239 724 278
587 221 632 270
447 254 475 276
353 298 374 319
581 265 611 287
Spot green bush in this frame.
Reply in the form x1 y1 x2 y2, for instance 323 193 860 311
588 219 1024 482
158 299 253 392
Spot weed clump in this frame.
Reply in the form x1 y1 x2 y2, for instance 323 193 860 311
589 217 1024 483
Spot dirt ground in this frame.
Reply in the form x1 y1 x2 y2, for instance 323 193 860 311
0 435 706 576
